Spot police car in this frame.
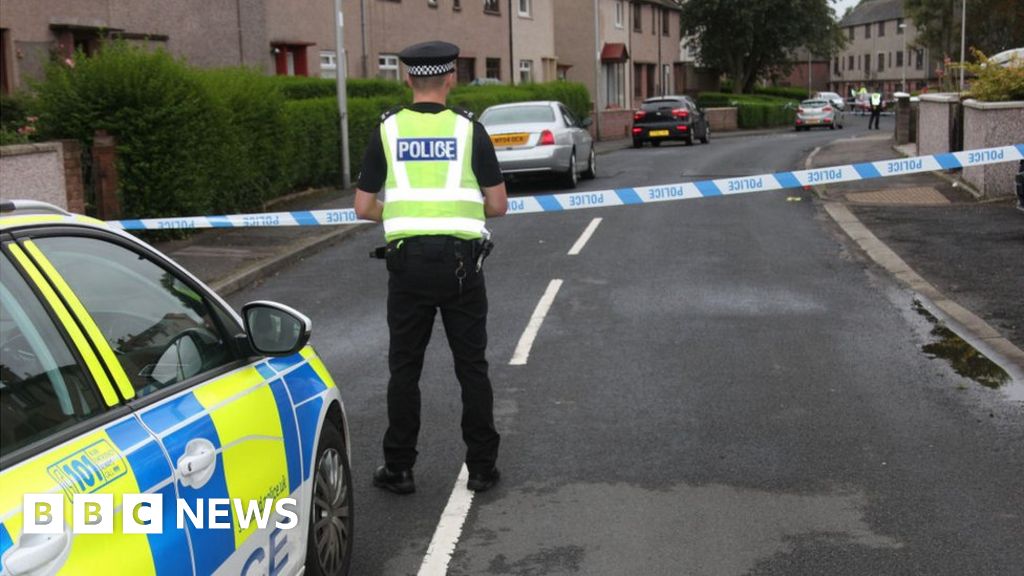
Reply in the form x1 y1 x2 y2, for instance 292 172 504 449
0 201 352 576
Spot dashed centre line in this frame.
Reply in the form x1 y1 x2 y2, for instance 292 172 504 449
568 217 603 255
509 279 564 366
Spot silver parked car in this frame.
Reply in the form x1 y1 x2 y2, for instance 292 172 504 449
479 101 596 188
813 91 846 111
795 99 844 131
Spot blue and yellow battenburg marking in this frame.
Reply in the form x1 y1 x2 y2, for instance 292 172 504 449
0 347 338 575
106 144 1024 231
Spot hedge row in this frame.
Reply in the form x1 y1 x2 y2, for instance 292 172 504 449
696 92 796 129
22 43 589 220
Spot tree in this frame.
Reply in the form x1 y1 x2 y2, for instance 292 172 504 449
670 0 845 93
904 0 1024 60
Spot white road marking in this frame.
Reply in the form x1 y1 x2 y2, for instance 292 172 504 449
417 465 475 576
567 217 603 256
509 279 563 366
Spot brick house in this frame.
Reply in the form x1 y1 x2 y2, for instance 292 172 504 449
830 0 938 97
0 0 330 94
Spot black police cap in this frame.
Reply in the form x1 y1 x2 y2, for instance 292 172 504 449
399 41 459 77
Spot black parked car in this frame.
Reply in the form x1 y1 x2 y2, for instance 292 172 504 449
631 96 710 147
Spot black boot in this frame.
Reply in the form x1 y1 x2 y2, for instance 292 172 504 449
373 465 415 494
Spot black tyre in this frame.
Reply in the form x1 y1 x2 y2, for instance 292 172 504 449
685 136 694 146
561 151 578 188
700 125 710 144
632 139 642 148
305 421 353 576
582 146 597 180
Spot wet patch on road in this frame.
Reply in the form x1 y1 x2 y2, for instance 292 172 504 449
913 300 1013 391
450 482 901 575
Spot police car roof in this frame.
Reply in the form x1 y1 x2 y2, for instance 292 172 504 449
0 199 113 232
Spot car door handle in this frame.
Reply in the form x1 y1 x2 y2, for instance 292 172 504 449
176 438 217 489
3 531 71 575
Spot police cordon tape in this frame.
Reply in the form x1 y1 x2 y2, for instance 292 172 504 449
109 144 1024 231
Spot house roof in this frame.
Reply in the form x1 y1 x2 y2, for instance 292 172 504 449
840 0 904 27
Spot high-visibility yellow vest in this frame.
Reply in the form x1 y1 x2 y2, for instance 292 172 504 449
380 108 485 242
871 93 882 106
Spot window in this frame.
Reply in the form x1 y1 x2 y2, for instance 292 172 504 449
888 52 892 68
519 59 533 84
633 3 642 32
518 0 530 17
848 54 854 70
834 57 840 75
560 105 578 128
486 57 501 80
878 52 885 71
878 21 885 37
603 62 625 108
864 53 870 73
896 50 904 67
379 53 399 81
897 18 904 34
484 0 499 14
615 0 624 28
662 9 670 36
457 57 476 83
662 64 671 94
320 51 337 79
453 0 461 10
916 49 924 70
29 237 243 398
865 23 871 39
0 254 106 458
848 27 855 41
651 6 656 34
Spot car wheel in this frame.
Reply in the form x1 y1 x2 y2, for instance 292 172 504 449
632 139 642 148
306 422 353 576
582 146 596 180
562 151 578 188
701 125 710 144
685 136 693 145
829 123 835 130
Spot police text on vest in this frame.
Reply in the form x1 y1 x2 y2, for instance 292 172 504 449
397 138 458 161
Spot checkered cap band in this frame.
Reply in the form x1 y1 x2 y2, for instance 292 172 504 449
407 60 456 76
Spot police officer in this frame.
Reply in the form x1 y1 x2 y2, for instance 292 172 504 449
868 89 883 130
354 40 508 494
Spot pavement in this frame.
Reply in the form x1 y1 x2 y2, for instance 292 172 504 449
807 133 1024 372
150 128 1024 374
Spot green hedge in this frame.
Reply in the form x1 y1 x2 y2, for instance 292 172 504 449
696 92 795 129
25 42 590 220
753 86 809 100
450 82 591 121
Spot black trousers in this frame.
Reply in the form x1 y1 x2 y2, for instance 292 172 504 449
869 107 881 129
383 236 500 475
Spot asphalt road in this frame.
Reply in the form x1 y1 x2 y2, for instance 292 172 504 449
230 115 1024 576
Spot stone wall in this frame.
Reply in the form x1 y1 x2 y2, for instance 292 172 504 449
705 108 738 132
962 99 1024 198
0 142 68 208
917 93 959 156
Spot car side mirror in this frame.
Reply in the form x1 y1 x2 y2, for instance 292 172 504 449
581 117 593 128
242 301 311 357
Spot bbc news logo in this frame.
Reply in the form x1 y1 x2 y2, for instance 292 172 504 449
23 494 299 534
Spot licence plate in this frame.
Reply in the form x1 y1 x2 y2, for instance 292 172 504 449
491 133 529 147
649 130 670 137
805 119 820 124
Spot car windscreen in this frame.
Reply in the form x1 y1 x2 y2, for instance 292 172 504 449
801 100 828 108
481 105 556 126
641 100 685 112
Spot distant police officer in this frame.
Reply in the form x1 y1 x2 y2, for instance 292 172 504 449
354 41 508 494
869 89 883 130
